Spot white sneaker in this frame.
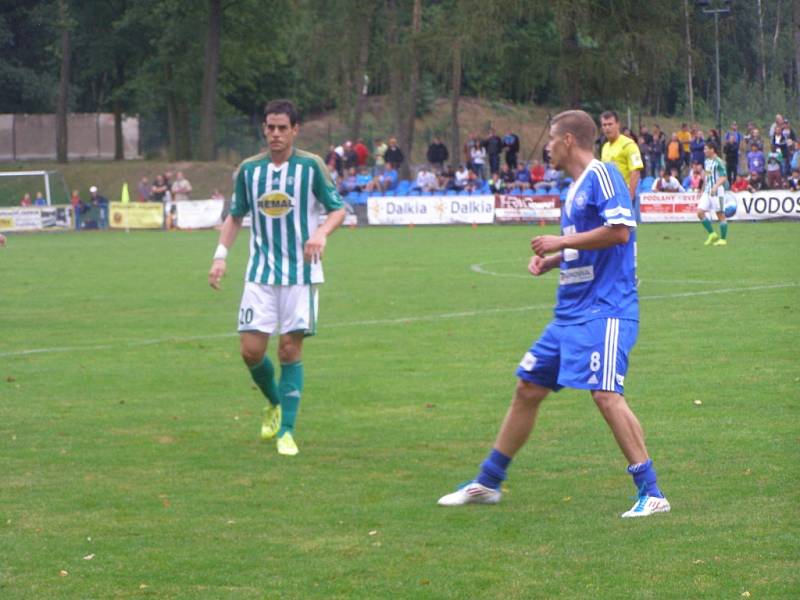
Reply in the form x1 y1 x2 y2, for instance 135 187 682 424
437 482 501 506
621 495 671 518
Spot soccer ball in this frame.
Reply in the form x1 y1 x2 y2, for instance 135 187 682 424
723 192 737 218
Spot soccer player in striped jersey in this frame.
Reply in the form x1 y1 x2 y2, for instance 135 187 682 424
697 141 730 246
438 110 669 518
208 99 346 456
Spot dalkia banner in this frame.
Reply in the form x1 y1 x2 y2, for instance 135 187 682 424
109 202 165 229
640 191 800 222
367 194 495 225
494 194 561 223
0 206 72 231
175 199 224 229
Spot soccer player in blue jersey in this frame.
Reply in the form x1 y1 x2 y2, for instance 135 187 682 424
438 110 669 517
208 99 346 456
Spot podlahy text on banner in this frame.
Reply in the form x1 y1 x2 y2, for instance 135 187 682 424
109 202 165 229
640 190 800 222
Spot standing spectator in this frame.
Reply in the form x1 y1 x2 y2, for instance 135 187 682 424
503 130 520 170
723 122 742 182
637 136 653 180
768 113 784 138
470 143 487 180
70 189 83 210
426 136 449 172
665 133 683 176
342 141 358 171
324 144 342 176
600 110 643 215
765 150 784 189
707 128 721 147
746 143 765 178
677 123 692 169
353 138 369 167
682 162 703 191
20 193 31 206
650 125 666 178
34 191 47 206
171 171 192 202
137 177 151 202
89 185 108 207
484 129 503 175
384 138 404 170
151 175 169 203
790 140 800 172
373 137 387 168
689 130 706 166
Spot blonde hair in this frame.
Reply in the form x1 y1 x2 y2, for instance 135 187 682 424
551 110 597 151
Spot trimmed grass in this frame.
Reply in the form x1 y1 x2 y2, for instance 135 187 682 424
1 222 798 599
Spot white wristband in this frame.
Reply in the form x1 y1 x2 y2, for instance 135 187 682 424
213 244 228 261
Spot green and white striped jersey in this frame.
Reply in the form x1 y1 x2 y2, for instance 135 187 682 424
703 155 729 192
231 148 344 285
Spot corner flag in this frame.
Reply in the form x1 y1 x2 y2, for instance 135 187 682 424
121 182 130 203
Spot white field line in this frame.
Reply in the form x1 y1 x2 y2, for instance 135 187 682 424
1 282 797 359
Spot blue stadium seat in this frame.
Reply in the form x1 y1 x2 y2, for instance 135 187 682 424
396 180 411 194
357 192 369 205
345 191 359 203
446 189 457 196
458 189 470 196
409 189 421 196
522 188 534 196
370 190 383 197
384 190 395 197
560 189 569 200
535 187 548 195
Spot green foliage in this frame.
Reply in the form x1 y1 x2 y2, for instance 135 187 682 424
1 223 799 597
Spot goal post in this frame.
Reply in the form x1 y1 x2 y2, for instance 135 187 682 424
0 171 70 206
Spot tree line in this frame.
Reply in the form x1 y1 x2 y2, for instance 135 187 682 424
1 0 798 168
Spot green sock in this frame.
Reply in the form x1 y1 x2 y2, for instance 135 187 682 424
278 361 303 435
248 357 280 407
720 221 728 239
701 219 714 234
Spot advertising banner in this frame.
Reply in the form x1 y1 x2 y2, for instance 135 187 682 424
367 194 495 225
175 199 224 229
639 192 699 222
494 194 561 223
0 206 73 231
641 191 800 222
109 202 164 229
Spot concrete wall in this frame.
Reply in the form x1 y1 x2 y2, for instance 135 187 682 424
0 114 141 161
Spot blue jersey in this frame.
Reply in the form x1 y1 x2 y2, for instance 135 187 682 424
554 159 638 324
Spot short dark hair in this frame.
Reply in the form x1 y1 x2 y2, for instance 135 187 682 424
704 140 719 154
550 110 597 151
600 110 619 122
263 99 298 126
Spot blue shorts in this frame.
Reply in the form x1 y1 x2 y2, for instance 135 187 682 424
515 318 638 394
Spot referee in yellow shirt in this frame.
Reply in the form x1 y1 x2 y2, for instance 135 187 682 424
600 110 644 221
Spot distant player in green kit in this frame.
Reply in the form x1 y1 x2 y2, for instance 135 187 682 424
697 141 730 246
209 99 346 456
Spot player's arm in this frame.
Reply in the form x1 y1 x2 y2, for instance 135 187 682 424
305 208 345 263
208 215 243 290
628 169 640 201
531 224 630 257
528 253 561 276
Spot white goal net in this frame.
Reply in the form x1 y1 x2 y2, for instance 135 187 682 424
0 170 70 206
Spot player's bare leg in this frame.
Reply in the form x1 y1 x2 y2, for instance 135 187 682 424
438 380 549 506
494 380 550 457
591 390 647 465
592 390 670 517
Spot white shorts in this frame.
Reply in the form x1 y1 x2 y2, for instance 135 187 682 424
698 188 724 213
237 283 319 336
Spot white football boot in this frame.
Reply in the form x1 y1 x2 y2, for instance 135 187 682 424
621 495 671 518
437 482 502 506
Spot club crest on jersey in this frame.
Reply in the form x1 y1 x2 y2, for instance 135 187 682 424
258 190 294 218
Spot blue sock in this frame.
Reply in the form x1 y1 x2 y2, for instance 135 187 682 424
476 449 512 490
627 459 663 498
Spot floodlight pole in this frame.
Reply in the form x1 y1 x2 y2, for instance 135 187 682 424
701 5 731 134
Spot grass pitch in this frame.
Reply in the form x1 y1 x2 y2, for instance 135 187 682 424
1 223 798 599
